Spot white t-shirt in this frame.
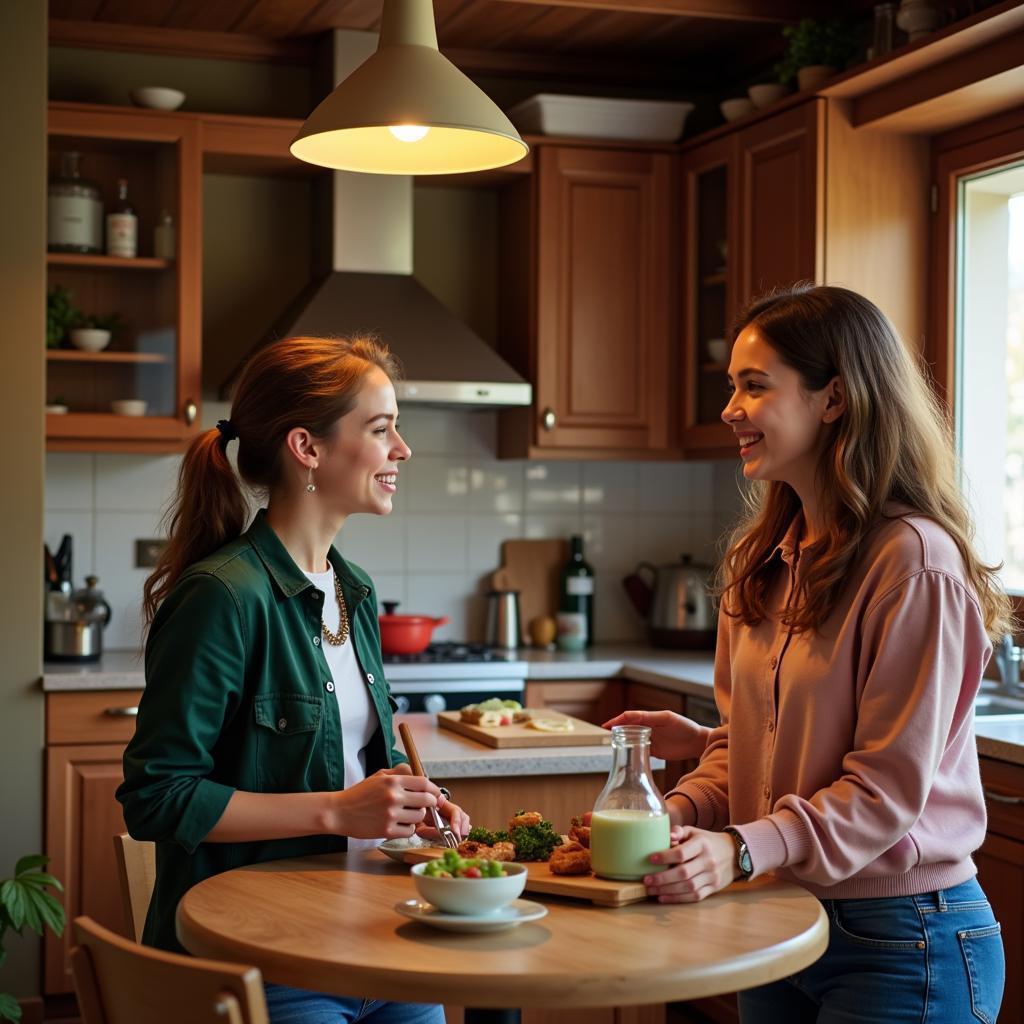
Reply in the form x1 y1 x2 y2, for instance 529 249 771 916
304 566 381 852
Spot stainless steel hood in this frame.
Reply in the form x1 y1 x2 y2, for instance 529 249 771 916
222 29 531 409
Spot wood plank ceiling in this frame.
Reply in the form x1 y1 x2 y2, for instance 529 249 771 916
50 0 864 87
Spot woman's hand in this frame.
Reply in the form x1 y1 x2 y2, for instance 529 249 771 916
602 709 711 762
330 764 442 840
416 790 471 843
642 827 739 903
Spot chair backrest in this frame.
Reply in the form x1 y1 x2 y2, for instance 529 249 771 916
71 916 269 1024
111 833 155 942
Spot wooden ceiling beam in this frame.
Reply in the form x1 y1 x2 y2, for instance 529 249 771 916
49 18 315 64
492 0 811 24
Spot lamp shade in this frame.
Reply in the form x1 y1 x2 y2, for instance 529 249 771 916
291 0 528 175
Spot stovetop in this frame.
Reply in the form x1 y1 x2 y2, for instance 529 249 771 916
382 642 509 665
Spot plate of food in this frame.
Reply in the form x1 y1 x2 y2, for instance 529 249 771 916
378 834 430 863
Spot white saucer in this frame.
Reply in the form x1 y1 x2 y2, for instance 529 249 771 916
394 898 548 933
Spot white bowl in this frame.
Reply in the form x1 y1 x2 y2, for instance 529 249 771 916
45 404 68 415
747 83 790 109
720 98 755 123
411 861 527 916
130 87 186 111
69 328 111 353
110 399 148 417
378 836 429 863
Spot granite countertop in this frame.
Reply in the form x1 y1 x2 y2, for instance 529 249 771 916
393 712 654 779
41 646 1023 766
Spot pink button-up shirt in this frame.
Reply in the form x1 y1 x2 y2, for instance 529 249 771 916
670 506 991 899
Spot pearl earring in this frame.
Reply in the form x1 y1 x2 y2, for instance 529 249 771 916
306 466 316 493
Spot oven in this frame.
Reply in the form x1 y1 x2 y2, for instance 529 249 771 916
388 678 526 715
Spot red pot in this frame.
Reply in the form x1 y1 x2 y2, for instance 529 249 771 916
378 604 449 655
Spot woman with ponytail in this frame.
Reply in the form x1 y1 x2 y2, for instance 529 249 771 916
607 285 1007 1021
118 335 467 1024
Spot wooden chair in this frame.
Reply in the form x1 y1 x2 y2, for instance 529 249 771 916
70 916 269 1024
111 833 155 943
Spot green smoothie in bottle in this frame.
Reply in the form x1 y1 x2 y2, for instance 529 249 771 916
590 725 671 881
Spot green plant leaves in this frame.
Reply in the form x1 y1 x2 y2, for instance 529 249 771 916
0 991 22 1023
12 857 47 878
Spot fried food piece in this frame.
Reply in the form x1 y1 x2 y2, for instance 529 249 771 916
549 841 591 875
456 840 516 862
508 810 544 830
568 823 591 849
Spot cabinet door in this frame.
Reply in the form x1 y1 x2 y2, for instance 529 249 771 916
525 679 622 725
975 833 1023 1023
737 101 823 306
45 743 130 993
680 132 739 455
533 146 675 454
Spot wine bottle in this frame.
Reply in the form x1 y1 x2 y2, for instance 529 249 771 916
106 178 138 258
558 534 595 649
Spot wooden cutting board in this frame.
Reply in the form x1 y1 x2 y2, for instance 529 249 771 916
437 710 611 748
497 538 568 641
402 848 647 907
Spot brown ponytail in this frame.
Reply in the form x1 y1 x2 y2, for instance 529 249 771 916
143 335 399 628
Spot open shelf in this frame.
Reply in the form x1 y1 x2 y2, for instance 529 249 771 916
46 350 172 364
47 253 172 271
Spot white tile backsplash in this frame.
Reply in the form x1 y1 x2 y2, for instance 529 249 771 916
46 409 741 650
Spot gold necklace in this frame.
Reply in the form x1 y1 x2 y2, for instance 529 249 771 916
322 571 350 646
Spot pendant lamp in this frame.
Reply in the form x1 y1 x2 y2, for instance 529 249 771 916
291 0 529 175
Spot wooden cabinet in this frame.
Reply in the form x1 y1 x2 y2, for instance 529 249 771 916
623 681 688 791
44 690 141 993
499 144 678 460
679 100 822 455
525 679 623 726
976 756 1024 1023
46 104 202 453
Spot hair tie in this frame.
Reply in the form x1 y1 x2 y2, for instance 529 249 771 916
216 419 238 442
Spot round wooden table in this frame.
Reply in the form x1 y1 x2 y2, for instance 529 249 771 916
177 850 827 1020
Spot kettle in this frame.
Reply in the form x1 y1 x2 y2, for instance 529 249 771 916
622 554 717 650
44 574 112 663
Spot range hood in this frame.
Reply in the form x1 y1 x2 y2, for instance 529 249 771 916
222 30 531 409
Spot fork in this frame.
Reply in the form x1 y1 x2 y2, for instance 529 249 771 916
398 723 460 849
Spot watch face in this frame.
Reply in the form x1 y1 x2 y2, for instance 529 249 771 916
739 847 753 875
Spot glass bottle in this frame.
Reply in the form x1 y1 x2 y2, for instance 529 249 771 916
591 726 670 880
106 178 138 258
871 3 896 59
48 151 103 254
558 534 594 649
153 209 176 260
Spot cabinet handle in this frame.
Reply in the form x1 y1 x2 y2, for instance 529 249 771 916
183 398 198 426
541 407 557 431
104 706 139 717
983 787 1024 805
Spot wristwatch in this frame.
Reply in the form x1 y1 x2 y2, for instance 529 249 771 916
723 826 753 880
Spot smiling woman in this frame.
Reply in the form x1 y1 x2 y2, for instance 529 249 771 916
119 334 466 1024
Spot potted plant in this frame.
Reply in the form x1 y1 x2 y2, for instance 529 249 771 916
0 856 65 1023
775 18 859 92
45 285 78 349
69 310 123 353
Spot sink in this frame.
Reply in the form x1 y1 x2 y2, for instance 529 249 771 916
973 693 1024 718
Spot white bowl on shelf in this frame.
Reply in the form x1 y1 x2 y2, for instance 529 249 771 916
110 399 148 417
506 94 694 142
747 83 790 109
720 98 755 123
130 87 186 111
69 328 111 353
45 404 68 415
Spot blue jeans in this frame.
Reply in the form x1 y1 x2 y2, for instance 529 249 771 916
737 878 1004 1023
263 983 446 1024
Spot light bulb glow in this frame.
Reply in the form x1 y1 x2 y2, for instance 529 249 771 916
388 124 430 143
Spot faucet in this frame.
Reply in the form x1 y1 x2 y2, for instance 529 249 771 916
993 634 1023 698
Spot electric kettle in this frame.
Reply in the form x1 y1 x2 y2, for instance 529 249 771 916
621 554 717 650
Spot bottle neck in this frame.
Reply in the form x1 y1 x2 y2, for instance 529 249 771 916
611 740 652 781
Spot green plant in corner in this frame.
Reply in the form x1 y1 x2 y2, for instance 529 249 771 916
0 856 65 1024
774 18 859 85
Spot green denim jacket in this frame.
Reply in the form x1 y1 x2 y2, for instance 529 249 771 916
116 509 406 952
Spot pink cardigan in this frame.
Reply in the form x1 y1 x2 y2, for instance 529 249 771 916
668 508 991 899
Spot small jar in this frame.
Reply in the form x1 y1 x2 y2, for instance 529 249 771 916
154 210 176 260
590 725 670 880
48 151 102 254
